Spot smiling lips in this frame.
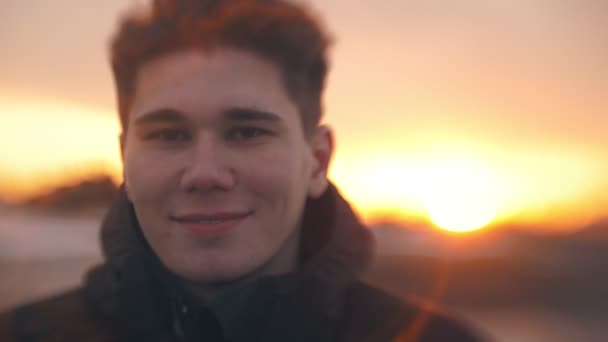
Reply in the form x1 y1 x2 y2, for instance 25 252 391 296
171 211 253 236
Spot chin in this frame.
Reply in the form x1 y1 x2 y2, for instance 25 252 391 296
172 256 262 286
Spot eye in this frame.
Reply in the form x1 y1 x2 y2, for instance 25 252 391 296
145 129 191 142
228 127 271 141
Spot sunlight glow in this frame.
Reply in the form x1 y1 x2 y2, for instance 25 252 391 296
420 158 504 233
0 93 606 231
330 141 607 231
329 149 508 232
0 97 122 200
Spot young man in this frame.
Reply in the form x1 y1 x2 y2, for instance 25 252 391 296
0 0 483 340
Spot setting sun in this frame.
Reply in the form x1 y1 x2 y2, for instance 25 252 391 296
418 157 505 233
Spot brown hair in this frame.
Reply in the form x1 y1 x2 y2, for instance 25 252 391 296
110 0 332 137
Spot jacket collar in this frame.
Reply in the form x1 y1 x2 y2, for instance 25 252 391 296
85 182 374 340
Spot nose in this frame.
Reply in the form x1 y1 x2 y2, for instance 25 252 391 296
179 135 236 193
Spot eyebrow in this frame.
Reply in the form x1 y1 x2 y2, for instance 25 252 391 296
223 107 282 123
132 107 283 127
133 108 187 127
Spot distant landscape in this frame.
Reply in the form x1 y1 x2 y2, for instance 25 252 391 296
4 175 608 312
17 174 120 214
1 176 607 341
369 222 608 309
365 219 608 341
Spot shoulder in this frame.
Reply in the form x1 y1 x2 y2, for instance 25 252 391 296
339 282 486 342
0 307 16 342
0 287 116 342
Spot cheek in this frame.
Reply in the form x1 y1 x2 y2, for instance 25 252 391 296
123 146 182 201
237 145 310 195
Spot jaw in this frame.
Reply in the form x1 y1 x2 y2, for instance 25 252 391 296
176 214 303 303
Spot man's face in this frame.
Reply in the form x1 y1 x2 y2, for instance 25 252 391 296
121 48 331 284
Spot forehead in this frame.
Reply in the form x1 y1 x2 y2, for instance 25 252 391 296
129 48 298 123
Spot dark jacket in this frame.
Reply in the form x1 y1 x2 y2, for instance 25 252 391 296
0 185 484 341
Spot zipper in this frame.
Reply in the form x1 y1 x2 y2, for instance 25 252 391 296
171 294 188 340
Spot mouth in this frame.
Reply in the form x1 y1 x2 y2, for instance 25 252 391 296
169 211 254 236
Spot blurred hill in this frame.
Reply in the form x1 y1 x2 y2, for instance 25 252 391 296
25 175 119 214
568 218 608 244
365 219 608 312
375 218 608 255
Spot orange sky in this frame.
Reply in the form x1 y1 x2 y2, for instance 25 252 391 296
1 1 607 231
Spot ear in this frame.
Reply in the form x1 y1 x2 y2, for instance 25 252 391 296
307 125 334 198
119 132 126 162
119 131 131 200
